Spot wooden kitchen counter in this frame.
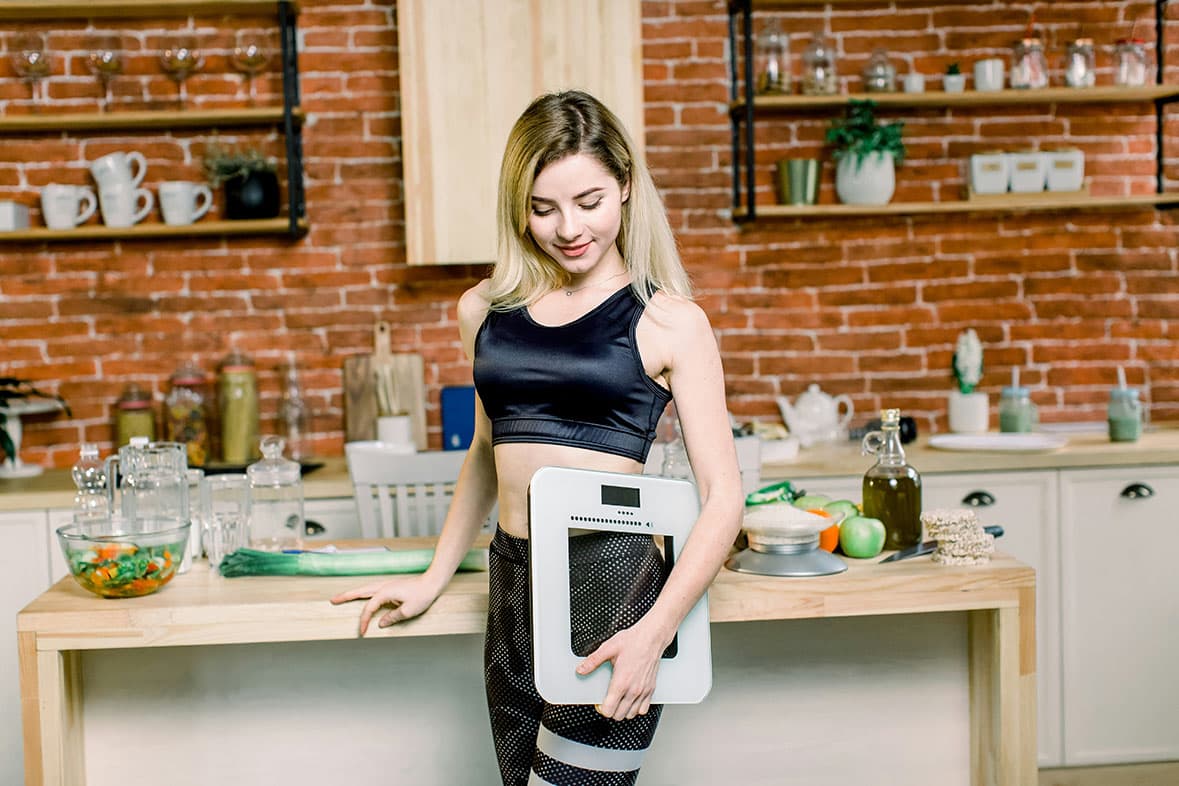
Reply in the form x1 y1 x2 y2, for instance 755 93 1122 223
19 538 1036 786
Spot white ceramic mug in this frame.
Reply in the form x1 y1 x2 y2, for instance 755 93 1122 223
902 73 925 94
99 183 154 227
41 184 98 230
974 58 1005 92
159 181 213 226
90 151 148 191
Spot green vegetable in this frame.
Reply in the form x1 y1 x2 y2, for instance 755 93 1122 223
745 480 796 507
219 547 489 577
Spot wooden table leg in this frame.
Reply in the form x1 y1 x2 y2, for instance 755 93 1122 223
969 603 1036 786
18 633 85 786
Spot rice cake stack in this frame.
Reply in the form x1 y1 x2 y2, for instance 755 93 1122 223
920 508 995 565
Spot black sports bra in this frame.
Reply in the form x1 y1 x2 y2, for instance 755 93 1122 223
472 286 671 463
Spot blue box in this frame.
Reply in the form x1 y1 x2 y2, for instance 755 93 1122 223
440 385 476 451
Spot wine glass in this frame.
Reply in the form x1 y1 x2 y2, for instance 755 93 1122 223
86 34 122 112
9 32 51 105
231 29 271 105
159 33 203 107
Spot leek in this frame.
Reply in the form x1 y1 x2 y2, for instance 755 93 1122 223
218 547 488 577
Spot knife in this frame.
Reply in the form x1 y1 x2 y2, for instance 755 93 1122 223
879 525 1004 563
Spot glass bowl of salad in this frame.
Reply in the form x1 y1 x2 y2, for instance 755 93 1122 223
56 517 191 599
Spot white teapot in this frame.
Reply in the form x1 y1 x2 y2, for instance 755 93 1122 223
776 384 854 448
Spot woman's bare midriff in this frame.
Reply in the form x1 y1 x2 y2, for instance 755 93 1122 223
492 441 646 537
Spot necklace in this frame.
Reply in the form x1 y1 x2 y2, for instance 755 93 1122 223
563 270 628 297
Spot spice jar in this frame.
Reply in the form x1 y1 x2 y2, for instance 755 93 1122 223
165 361 211 468
217 349 259 464
862 48 896 93
1108 387 1143 443
756 18 790 95
1010 37 1048 89
1115 38 1148 87
1064 38 1096 88
801 34 838 96
998 385 1038 433
115 383 156 446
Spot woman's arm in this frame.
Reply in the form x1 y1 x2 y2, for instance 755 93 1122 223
330 282 499 634
577 295 745 718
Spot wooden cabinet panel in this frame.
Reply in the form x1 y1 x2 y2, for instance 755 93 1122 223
398 0 644 265
1059 465 1179 765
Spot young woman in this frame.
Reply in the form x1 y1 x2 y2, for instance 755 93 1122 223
332 90 743 786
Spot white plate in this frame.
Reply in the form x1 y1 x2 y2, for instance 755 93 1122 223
928 433 1068 452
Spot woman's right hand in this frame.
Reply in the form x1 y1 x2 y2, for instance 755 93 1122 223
330 574 443 636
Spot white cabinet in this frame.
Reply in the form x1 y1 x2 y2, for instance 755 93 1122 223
0 510 52 786
923 471 1062 767
304 498 362 541
1059 464 1179 765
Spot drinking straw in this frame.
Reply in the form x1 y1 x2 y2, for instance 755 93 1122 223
1117 365 1127 390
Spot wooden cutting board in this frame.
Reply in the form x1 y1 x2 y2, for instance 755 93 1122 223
343 323 428 448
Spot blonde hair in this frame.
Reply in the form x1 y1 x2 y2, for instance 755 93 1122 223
489 90 690 310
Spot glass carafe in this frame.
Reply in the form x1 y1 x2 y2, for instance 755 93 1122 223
106 440 190 525
247 435 304 551
861 408 922 550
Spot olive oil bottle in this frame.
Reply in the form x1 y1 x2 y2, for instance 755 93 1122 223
862 408 922 550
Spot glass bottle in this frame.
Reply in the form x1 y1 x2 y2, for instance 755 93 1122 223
862 48 896 93
861 408 922 550
1114 38 1148 87
659 412 692 480
72 443 109 523
998 385 1038 433
1010 37 1048 89
802 34 838 96
115 383 156 446
164 360 210 468
756 18 790 95
1108 387 1143 443
1064 38 1096 88
246 435 303 551
217 349 259 464
279 354 310 461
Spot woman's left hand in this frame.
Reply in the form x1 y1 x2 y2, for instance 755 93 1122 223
576 619 668 721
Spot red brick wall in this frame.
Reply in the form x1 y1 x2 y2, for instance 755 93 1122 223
1 0 1176 470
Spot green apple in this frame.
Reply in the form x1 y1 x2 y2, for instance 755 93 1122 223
839 515 886 558
792 493 832 510
823 499 860 522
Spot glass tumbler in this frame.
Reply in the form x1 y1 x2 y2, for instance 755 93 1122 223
205 474 250 570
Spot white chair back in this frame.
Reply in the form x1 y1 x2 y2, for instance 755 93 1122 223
346 443 468 538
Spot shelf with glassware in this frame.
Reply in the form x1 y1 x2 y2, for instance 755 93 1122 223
726 0 1177 222
0 0 306 240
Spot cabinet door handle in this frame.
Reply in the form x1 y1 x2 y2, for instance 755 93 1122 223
305 519 326 535
961 490 996 507
1119 483 1155 500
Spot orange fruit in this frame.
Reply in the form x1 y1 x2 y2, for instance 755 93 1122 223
808 508 840 553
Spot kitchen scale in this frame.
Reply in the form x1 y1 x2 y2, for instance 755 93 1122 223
726 503 848 577
528 466 712 705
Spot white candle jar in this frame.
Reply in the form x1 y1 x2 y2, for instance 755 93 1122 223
970 152 1009 195
1045 148 1084 192
1008 151 1047 193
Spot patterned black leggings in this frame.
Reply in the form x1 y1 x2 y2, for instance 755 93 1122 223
484 527 665 786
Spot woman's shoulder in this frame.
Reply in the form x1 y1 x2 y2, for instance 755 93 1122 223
645 289 710 334
458 280 493 323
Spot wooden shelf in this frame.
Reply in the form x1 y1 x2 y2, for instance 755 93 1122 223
0 217 307 242
0 107 302 134
734 86 1179 113
734 193 1179 220
0 0 295 19
743 0 969 7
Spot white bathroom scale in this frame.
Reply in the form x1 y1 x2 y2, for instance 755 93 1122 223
528 466 712 705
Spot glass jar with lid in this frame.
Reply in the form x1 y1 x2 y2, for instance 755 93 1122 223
998 385 1038 433
115 383 156 446
1010 37 1048 89
1108 387 1143 442
862 48 896 93
217 349 259 464
165 360 211 468
1114 38 1148 87
1064 38 1096 88
801 34 838 96
755 17 790 95
247 435 303 551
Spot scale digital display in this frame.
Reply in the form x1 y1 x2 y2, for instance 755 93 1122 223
601 484 640 508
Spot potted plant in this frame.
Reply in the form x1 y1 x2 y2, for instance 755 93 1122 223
948 329 988 433
0 378 70 477
944 61 967 93
203 143 281 220
825 99 905 205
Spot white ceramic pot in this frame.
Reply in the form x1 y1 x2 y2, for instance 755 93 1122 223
835 151 896 206
948 391 989 434
943 73 967 93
